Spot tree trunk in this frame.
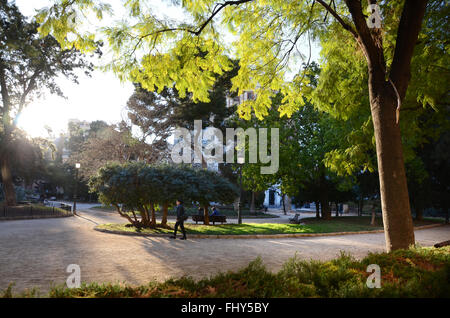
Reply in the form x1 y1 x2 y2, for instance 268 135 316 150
444 204 449 225
335 202 339 217
0 154 17 206
369 81 415 251
114 204 135 225
281 193 286 215
139 207 149 226
161 203 169 226
250 191 256 215
203 205 210 225
370 202 377 226
358 197 364 216
315 201 320 219
414 204 423 222
321 200 331 220
150 204 156 226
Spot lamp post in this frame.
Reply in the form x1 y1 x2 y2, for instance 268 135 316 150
238 165 243 225
73 163 80 215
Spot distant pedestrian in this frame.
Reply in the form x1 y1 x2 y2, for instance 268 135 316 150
171 199 187 240
209 206 220 217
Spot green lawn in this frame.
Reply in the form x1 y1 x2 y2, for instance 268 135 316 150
96 216 443 236
90 205 116 211
96 221 379 236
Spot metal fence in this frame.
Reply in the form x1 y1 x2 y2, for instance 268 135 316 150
0 203 73 219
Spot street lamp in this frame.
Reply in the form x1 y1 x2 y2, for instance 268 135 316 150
73 163 80 215
238 165 243 225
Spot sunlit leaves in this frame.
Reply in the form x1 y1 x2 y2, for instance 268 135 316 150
36 0 330 119
36 0 111 52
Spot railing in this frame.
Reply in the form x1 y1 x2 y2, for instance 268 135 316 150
0 203 73 219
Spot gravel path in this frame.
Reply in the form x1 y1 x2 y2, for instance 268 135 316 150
0 209 448 294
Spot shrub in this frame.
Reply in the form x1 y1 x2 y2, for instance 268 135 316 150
89 163 239 227
4 247 448 298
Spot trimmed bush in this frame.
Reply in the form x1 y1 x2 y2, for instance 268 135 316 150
88 163 239 227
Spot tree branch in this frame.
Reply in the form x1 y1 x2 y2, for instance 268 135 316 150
389 0 428 101
0 62 10 113
130 0 254 56
15 71 41 123
193 0 254 36
316 0 358 38
344 0 383 67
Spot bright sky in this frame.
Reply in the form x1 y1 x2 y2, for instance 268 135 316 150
13 0 320 138
14 0 187 138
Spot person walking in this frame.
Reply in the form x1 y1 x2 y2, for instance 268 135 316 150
171 199 187 240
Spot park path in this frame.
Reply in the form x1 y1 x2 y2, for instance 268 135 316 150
0 208 449 294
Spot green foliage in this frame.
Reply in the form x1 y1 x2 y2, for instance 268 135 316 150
0 0 96 204
312 1 450 175
235 87 356 213
34 1 449 183
0 0 95 118
32 0 326 117
88 162 239 226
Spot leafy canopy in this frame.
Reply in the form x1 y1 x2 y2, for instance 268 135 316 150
35 0 338 119
35 0 448 125
89 162 239 209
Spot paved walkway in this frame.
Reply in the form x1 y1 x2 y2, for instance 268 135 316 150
0 208 448 294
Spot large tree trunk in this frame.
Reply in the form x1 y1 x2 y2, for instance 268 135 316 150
414 204 423 222
320 0 426 251
370 201 377 226
315 201 320 219
0 154 16 206
250 191 256 215
443 204 449 225
358 197 364 216
321 200 332 220
161 203 169 226
281 193 286 215
369 81 415 251
0 62 16 207
203 205 210 225
139 207 148 226
150 204 156 226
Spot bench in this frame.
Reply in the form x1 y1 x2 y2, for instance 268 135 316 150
192 215 227 225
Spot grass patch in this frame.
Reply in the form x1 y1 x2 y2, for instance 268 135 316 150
4 246 449 298
97 218 373 236
90 205 116 212
96 216 443 236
